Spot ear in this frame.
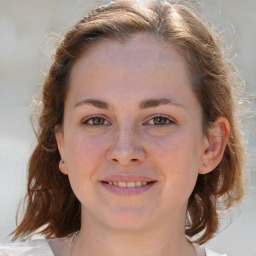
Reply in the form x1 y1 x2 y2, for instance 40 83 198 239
199 117 230 174
55 125 68 175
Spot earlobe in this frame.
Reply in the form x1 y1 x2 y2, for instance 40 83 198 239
199 117 230 174
59 159 68 175
55 126 68 175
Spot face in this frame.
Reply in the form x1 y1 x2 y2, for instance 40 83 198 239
56 33 209 232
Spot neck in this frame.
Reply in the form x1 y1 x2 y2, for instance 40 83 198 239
72 210 196 256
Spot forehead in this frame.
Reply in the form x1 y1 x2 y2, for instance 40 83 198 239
70 33 190 85
76 33 186 69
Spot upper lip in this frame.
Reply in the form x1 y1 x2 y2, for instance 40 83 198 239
100 175 157 182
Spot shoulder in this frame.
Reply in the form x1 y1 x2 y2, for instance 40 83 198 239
0 239 54 256
193 243 227 256
205 247 227 256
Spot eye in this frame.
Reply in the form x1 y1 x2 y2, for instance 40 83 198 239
82 116 110 126
145 116 175 126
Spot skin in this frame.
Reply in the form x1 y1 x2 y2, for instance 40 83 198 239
55 33 230 256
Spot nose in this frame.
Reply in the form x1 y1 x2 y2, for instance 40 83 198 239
106 127 146 166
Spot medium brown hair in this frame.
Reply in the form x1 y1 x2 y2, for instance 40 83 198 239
13 0 245 244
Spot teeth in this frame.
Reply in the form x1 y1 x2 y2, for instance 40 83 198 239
127 182 135 187
105 181 152 187
118 182 126 187
136 181 142 186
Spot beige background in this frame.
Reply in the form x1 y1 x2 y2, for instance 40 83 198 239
0 0 255 255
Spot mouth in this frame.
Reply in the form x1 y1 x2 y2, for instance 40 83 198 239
101 180 155 187
100 176 157 195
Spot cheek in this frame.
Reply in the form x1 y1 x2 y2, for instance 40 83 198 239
64 132 108 184
66 132 105 160
64 133 108 201
145 130 202 167
144 130 201 193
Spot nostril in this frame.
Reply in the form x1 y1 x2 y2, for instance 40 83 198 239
110 158 139 165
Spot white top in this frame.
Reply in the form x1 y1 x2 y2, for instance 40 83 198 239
0 240 54 256
0 239 227 256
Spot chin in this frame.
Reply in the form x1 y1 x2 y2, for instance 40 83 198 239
102 206 155 230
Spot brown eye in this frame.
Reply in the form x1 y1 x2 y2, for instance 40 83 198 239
153 116 171 125
92 117 105 125
144 115 174 126
83 116 110 126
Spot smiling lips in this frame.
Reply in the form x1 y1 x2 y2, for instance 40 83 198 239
100 175 157 195
102 181 154 187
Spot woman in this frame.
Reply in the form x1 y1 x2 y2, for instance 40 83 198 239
1 0 245 255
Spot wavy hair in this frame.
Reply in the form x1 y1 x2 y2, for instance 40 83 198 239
12 0 245 244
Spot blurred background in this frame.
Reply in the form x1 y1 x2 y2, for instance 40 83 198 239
0 0 255 255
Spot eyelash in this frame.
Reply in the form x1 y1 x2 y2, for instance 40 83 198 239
144 116 175 126
82 116 111 126
81 115 175 127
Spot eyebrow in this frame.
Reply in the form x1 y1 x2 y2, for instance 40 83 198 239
139 98 184 109
74 99 110 109
74 98 184 109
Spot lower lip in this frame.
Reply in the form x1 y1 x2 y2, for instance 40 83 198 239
101 182 156 195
